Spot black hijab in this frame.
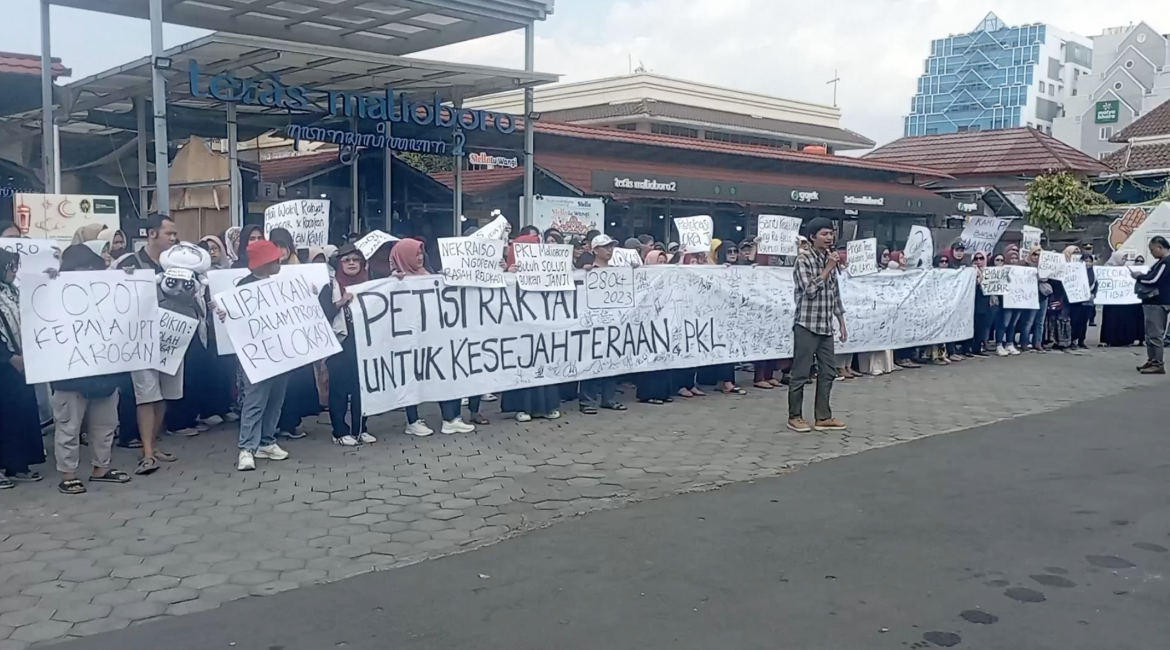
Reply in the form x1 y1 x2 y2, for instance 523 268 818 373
233 224 264 269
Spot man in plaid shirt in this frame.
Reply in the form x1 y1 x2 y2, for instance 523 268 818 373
788 218 848 433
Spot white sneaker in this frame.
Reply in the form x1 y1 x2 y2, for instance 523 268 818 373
996 345 1009 357
200 415 224 427
225 412 240 423
334 435 359 447
255 443 289 461
1008 345 1021 356
237 450 255 471
441 418 476 434
539 410 562 420
194 422 210 432
358 432 377 444
405 421 433 437
515 412 532 423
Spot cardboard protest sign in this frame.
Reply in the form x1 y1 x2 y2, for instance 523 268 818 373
1062 262 1093 303
438 237 505 288
214 273 340 384
610 247 644 267
471 215 510 240
585 267 636 310
846 238 879 276
674 215 713 254
156 310 199 376
1021 226 1043 252
958 216 1010 255
264 199 329 248
1004 266 1039 309
1038 251 1064 280
1094 266 1144 305
757 215 802 256
0 238 59 283
354 230 399 262
904 225 934 270
512 243 573 292
19 269 159 384
207 265 331 355
980 266 1010 295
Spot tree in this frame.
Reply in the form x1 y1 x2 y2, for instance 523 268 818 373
400 152 454 174
1025 172 1111 232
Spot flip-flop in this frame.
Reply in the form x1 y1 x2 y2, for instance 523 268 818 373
154 451 178 463
135 457 159 475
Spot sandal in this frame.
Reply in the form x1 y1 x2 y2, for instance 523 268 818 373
470 413 490 425
154 451 178 463
90 469 132 484
12 472 43 482
722 387 747 395
768 378 783 388
580 406 599 415
58 479 87 495
678 388 694 398
753 381 774 389
601 403 628 411
639 399 665 405
119 439 143 449
135 457 159 475
690 388 707 397
0 476 13 490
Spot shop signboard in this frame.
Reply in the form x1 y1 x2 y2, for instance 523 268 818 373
1095 100 1119 124
12 193 120 245
527 196 605 240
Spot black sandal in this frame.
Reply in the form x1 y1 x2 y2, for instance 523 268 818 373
135 457 159 475
0 476 13 490
58 479 87 495
601 403 628 411
639 399 665 405
90 469 132 484
580 406 599 415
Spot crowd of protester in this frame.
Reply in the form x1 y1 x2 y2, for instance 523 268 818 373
0 215 1165 493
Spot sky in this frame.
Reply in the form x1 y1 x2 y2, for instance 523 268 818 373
8 0 1170 147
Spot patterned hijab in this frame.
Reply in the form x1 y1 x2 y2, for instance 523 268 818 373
0 249 21 355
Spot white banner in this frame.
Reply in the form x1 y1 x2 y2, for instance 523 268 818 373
354 231 398 262
350 267 975 414
904 225 934 270
1094 266 1143 305
1038 251 1064 280
846 238 879 277
472 215 510 240
980 266 1009 295
1005 266 1039 310
156 310 198 376
757 215 802 256
674 215 713 254
958 216 1010 255
19 270 159 384
1 238 59 283
610 248 643 267
528 196 604 240
207 265 330 355
264 199 329 248
214 273 340 384
12 194 120 244
438 237 505 288
1021 225 1043 252
513 243 573 292
1062 262 1092 303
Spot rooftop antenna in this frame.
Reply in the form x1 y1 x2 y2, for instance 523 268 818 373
634 59 647 73
826 69 841 107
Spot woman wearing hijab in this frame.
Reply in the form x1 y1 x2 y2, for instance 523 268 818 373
966 252 992 357
1040 246 1078 351
1071 253 1098 349
0 249 47 488
1101 255 1146 346
179 238 234 433
996 247 1024 356
199 235 230 269
70 223 107 246
392 239 477 436
498 234 564 420
696 241 747 393
318 245 377 446
232 224 265 269
859 252 903 375
0 221 20 238
1016 246 1047 352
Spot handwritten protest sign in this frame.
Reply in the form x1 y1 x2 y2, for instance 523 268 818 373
757 215 802 256
1021 226 1043 252
264 199 329 248
1094 266 1144 305
438 237 505 288
980 266 1010 295
1063 262 1093 303
19 270 159 384
610 247 643 267
1004 266 1039 309
354 230 399 262
156 310 198 376
214 273 340 384
586 267 635 310
207 265 330 355
958 216 1010 255
846 238 879 277
674 215 713 254
471 215 510 240
513 243 573 292
904 225 934 270
1038 251 1064 280
0 238 59 283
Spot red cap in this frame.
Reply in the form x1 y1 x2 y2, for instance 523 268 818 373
247 239 282 270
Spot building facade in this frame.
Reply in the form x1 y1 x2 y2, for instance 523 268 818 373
464 72 875 154
904 13 1092 137
1052 22 1170 161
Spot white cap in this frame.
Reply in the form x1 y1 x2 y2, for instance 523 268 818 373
591 234 616 248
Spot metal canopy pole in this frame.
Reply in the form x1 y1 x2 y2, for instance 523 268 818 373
136 97 148 217
522 22 535 227
150 0 170 215
383 121 392 233
350 116 359 234
454 155 463 236
227 104 241 228
40 0 55 194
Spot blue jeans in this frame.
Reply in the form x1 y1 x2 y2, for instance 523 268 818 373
238 373 289 452
1017 309 1038 348
1030 297 1049 347
997 309 1021 345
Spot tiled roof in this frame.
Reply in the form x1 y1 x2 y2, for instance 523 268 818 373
1112 99 1170 141
864 127 1110 176
537 99 875 148
259 151 341 184
430 167 524 194
1103 142 1170 173
534 120 950 178
0 52 69 77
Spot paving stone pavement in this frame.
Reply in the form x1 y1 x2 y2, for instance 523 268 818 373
0 346 1161 647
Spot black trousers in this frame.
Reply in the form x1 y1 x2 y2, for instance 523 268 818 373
1071 304 1094 345
326 347 365 437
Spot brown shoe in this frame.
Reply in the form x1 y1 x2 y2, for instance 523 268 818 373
1137 360 1155 371
814 418 848 431
1139 364 1165 375
787 418 812 433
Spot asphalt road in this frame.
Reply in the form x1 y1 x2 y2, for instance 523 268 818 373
66 383 1170 650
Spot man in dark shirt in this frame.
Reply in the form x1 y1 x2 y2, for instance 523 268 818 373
1134 236 1170 374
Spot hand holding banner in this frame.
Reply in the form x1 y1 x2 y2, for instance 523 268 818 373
438 237 505 288
757 215 802 256
1094 266 1144 305
207 265 331 355
513 243 573 292
980 266 1010 295
846 238 879 277
264 199 329 248
674 215 713 254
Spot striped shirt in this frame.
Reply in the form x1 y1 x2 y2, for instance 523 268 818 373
793 247 845 336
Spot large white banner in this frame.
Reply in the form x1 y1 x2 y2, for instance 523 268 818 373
350 267 975 415
1095 266 1144 305
214 273 341 384
264 199 329 248
19 270 159 384
207 265 330 355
